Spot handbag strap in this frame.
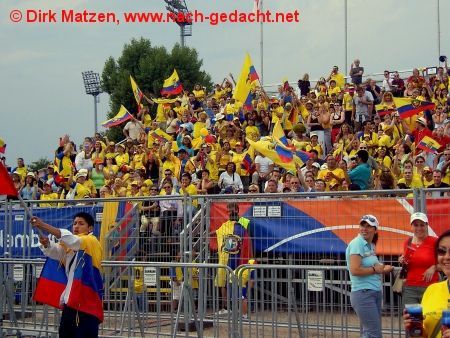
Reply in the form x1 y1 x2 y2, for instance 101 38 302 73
430 318 442 338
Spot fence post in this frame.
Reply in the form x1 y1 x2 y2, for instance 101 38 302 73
413 189 421 212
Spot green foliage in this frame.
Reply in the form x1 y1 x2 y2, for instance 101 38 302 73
101 37 212 141
28 158 51 172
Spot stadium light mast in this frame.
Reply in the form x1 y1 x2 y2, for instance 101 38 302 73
164 0 192 47
82 71 103 133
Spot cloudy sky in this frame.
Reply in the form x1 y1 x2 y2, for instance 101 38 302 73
1 0 449 166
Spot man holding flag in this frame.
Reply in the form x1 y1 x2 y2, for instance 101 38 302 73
31 213 103 338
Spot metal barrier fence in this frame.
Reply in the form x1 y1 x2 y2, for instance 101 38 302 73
0 259 404 338
1 188 449 337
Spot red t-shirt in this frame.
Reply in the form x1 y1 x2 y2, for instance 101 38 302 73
404 236 439 287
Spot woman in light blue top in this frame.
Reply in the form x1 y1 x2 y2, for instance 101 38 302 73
346 214 393 338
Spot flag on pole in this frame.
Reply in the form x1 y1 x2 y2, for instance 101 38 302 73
233 53 260 112
101 105 133 128
130 76 150 105
161 70 183 96
0 162 18 196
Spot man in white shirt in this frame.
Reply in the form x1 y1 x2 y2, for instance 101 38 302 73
252 154 274 186
123 117 145 141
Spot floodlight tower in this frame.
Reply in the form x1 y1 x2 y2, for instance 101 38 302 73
164 0 192 48
82 71 103 133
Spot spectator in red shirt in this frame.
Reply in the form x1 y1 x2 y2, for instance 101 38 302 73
398 212 439 308
410 117 433 150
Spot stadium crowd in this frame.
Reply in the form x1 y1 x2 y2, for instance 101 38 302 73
3 59 450 206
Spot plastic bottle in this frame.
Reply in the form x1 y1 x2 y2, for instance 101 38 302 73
442 309 450 334
405 304 424 337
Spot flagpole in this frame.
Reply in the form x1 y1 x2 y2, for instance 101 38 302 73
344 0 348 73
260 0 264 85
437 0 441 59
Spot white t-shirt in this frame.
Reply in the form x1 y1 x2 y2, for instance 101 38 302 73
255 155 274 175
124 121 144 140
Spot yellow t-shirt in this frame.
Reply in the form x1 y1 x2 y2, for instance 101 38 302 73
39 192 59 207
193 121 207 139
134 266 144 293
115 153 130 167
74 183 91 199
317 168 345 190
245 126 260 142
421 280 449 338
206 152 219 181
330 73 345 89
327 86 341 98
192 89 206 101
343 93 354 111
179 184 198 208
305 143 323 158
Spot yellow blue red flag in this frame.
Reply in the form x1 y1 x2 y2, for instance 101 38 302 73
101 105 133 128
233 53 260 111
161 69 183 96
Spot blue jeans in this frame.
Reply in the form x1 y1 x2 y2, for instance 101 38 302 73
350 289 382 338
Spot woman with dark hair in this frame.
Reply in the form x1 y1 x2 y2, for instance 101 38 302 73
218 162 243 193
399 212 439 307
346 215 393 338
404 229 450 338
20 172 39 200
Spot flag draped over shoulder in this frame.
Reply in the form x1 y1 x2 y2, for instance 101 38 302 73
393 98 435 119
0 162 18 196
101 105 133 128
161 70 183 96
34 234 104 322
233 53 260 111
417 135 441 154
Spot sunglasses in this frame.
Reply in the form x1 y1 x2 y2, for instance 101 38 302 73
361 215 377 223
360 147 367 150
248 189 258 192
437 247 450 256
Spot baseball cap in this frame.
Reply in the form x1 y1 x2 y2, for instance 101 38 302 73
410 212 428 224
360 214 379 228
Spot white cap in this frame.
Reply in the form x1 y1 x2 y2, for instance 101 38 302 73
410 212 428 224
360 214 379 228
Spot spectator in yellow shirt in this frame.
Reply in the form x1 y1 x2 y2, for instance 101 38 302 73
327 66 345 89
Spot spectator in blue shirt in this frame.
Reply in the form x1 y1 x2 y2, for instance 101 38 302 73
347 150 372 190
346 215 393 338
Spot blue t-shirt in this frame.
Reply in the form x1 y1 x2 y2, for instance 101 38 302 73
348 163 371 190
345 234 381 291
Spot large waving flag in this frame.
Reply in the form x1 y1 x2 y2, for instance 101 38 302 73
130 76 150 105
101 105 133 128
0 162 18 196
393 98 435 119
272 122 288 146
248 138 297 171
233 53 260 111
0 137 6 154
161 70 183 96
417 135 441 154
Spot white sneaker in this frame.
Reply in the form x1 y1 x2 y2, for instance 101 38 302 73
217 309 229 315
242 314 248 320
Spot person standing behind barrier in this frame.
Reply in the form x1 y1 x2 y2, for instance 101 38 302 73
399 212 439 308
159 181 183 256
215 202 252 315
346 215 393 338
31 212 103 338
403 230 450 338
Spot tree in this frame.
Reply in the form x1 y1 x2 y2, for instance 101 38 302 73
101 37 212 141
28 158 51 172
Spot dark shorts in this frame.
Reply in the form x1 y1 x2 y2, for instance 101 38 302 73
59 306 100 338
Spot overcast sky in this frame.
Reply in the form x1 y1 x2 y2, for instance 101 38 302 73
1 0 449 167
